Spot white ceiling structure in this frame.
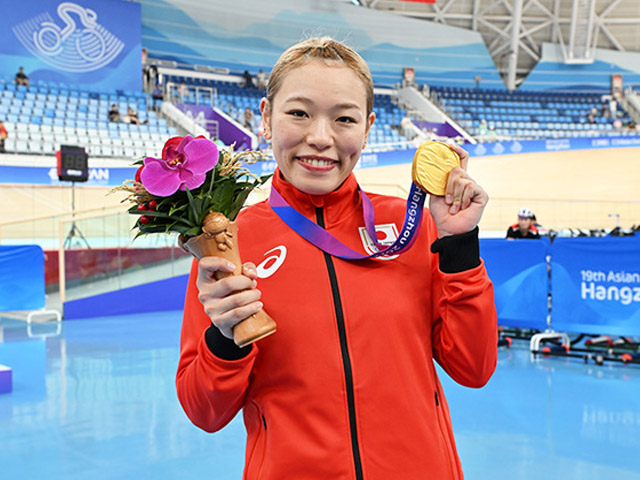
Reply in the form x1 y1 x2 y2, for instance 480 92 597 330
355 0 640 90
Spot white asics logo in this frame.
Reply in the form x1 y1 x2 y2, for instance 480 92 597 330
256 246 287 278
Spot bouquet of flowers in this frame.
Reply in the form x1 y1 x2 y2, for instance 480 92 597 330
113 135 276 346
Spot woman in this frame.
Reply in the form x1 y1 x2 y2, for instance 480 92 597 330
177 37 497 479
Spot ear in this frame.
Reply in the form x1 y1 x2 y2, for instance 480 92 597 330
363 111 375 148
260 98 271 140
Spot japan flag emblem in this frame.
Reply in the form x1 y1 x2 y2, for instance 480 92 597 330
358 223 400 260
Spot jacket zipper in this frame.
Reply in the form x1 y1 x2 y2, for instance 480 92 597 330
434 389 458 479
316 206 364 480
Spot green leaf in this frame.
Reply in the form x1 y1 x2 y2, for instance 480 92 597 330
185 187 199 225
168 204 189 216
185 226 202 237
138 210 192 226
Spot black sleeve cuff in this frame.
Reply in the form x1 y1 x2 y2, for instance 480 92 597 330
205 324 253 361
430 226 481 273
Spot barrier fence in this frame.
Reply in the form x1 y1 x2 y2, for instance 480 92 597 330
480 235 640 337
1 207 639 337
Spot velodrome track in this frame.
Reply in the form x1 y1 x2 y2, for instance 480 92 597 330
2 145 639 236
355 145 640 234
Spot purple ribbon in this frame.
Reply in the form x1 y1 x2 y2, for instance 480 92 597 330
268 182 426 260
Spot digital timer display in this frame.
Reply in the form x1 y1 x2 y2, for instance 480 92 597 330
56 145 89 182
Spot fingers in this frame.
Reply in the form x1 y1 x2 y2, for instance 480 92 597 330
198 255 237 280
202 288 263 340
445 142 469 171
196 257 263 339
445 167 488 214
241 262 258 280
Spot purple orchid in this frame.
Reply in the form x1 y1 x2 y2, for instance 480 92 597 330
140 135 219 196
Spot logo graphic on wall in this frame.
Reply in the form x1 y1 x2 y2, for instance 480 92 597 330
12 2 123 72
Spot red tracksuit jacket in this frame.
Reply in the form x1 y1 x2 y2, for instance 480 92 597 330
177 169 497 479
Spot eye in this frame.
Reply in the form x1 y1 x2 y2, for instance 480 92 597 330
337 116 356 124
287 110 307 118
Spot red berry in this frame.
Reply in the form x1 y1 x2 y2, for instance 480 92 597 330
139 216 150 225
148 200 157 211
137 203 147 211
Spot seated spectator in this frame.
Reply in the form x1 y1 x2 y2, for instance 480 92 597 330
243 70 255 89
152 84 164 110
400 113 414 140
178 81 188 102
243 107 254 131
506 207 540 239
108 104 121 122
477 118 488 136
123 107 141 125
0 120 7 153
256 69 267 90
14 67 29 87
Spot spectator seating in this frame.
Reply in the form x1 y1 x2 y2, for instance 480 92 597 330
432 86 636 141
0 77 177 158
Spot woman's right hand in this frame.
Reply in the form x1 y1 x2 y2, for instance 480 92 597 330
196 257 263 340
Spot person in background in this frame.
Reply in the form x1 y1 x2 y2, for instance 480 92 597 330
477 118 488 136
108 104 121 123
242 70 255 89
400 112 414 140
15 67 29 87
176 36 497 480
152 84 164 111
506 207 540 239
256 69 267 90
178 81 188 102
0 120 8 153
242 107 254 131
123 107 141 125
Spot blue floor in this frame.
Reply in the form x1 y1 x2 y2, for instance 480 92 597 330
1 312 639 479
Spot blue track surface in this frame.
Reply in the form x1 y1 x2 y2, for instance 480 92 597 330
1 312 639 479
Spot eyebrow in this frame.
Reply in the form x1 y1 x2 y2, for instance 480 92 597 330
282 95 362 110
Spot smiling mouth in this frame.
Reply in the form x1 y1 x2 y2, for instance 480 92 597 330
297 157 337 169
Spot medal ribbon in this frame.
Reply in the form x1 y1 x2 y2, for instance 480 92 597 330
268 182 426 260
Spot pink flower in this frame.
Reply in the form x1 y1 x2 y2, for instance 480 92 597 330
140 135 219 196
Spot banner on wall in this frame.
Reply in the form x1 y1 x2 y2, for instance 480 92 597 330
0 164 137 186
550 236 640 336
468 135 640 157
0 245 45 311
0 0 141 91
479 238 550 330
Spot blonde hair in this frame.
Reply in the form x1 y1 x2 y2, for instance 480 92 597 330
265 37 374 115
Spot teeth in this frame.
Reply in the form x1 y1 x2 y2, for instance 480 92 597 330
300 158 334 167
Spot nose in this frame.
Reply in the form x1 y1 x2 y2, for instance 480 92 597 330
306 118 333 150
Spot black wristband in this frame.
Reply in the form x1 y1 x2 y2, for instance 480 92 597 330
430 227 481 273
205 324 252 361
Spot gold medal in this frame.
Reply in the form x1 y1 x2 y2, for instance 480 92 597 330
411 141 460 196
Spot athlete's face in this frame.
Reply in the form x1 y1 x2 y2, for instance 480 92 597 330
261 60 375 196
518 216 532 232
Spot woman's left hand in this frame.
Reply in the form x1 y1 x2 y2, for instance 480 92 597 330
428 143 488 238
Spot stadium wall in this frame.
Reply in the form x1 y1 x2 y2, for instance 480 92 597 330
140 0 504 89
521 43 640 92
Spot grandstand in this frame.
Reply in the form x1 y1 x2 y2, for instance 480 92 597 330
0 77 176 158
432 86 636 141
